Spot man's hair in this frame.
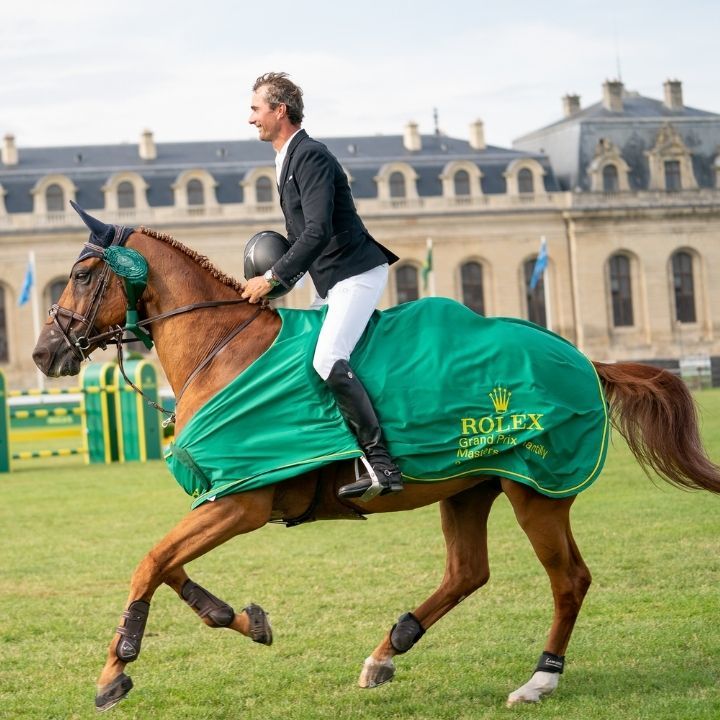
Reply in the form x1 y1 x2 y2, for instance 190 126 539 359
253 72 304 125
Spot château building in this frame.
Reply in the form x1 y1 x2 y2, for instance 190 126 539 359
1 78 719 387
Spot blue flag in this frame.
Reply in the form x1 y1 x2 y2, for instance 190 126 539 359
18 261 34 307
529 238 548 291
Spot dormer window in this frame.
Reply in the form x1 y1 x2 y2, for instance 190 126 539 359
439 161 483 201
518 169 534 194
32 174 77 217
240 168 278 209
117 181 135 209
454 170 470 197
645 124 698 191
256 176 273 203
389 172 406 198
504 159 545 197
664 160 681 192
588 139 630 193
187 179 204 206
46 184 64 212
602 165 619 192
172 169 219 213
374 163 419 204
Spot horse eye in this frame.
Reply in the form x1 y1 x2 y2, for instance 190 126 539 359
74 270 90 284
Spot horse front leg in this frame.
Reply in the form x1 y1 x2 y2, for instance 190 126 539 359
359 480 501 688
162 566 272 644
501 479 591 707
95 488 274 712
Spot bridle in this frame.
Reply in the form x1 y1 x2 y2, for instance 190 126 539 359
49 225 263 424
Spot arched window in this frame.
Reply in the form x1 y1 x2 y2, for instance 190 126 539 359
672 251 696 323
48 280 66 308
389 172 406 199
396 265 419 304
518 168 534 194
609 254 634 327
454 170 470 197
602 164 619 193
117 181 135 209
256 176 273 203
0 286 8 362
665 160 681 192
523 258 546 327
46 184 64 212
461 262 484 315
187 179 205 206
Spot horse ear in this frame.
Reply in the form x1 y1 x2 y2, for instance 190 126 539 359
70 201 114 244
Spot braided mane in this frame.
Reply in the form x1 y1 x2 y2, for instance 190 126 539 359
139 225 246 294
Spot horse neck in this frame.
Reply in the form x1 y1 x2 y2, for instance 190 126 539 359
128 233 280 406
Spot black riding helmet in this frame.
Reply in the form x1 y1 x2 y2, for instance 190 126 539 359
243 230 293 299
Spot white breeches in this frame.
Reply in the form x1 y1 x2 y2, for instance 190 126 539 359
310 264 388 380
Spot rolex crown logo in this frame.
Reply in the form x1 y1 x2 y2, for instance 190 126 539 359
489 386 511 414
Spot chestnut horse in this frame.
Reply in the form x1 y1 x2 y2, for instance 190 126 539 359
32 212 720 712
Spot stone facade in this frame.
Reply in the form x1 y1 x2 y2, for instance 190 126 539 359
1 79 719 387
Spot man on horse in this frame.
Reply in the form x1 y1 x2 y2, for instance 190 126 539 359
242 71 404 501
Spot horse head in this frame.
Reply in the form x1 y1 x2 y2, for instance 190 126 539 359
32 203 139 377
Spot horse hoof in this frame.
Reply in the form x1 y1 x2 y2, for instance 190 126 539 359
244 603 273 646
358 655 395 688
506 671 558 707
95 673 133 712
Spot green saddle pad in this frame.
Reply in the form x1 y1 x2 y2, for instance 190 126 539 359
165 297 609 508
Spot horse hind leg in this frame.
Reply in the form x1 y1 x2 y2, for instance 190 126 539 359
360 479 501 688
163 567 272 644
501 479 591 707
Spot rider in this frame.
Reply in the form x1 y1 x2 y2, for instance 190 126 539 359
242 72 403 500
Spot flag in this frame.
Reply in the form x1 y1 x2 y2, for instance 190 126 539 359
529 237 548 291
422 238 433 291
18 261 34 307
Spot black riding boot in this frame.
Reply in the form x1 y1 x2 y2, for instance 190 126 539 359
325 359 404 501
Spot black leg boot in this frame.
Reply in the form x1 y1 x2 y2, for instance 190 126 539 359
325 359 404 501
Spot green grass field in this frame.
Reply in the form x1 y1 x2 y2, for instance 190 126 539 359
1 392 719 720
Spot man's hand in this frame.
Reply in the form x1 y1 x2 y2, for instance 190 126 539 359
242 276 273 303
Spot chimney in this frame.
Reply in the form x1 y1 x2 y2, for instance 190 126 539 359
139 129 157 160
403 121 421 152
562 94 581 117
663 79 683 111
602 80 624 112
468 119 486 150
2 134 18 166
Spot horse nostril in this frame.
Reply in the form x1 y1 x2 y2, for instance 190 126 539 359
32 345 50 371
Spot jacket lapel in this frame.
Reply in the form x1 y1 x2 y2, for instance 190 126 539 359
279 129 307 202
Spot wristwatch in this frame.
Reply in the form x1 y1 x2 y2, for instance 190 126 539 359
263 269 280 288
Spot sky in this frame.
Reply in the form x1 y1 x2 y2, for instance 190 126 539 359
2 0 718 151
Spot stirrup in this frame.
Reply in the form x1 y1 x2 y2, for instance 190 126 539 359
338 457 404 502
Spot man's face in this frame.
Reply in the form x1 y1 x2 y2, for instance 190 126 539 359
249 87 282 144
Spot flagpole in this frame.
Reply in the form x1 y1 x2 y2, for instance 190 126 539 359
540 236 552 332
28 250 44 390
425 237 436 297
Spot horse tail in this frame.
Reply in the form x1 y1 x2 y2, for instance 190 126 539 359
593 361 720 494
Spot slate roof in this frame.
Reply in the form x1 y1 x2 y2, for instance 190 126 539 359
513 91 720 192
0 134 559 214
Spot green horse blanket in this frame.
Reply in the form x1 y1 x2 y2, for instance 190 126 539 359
165 298 609 509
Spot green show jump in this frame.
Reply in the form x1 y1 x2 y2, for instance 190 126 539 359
165 298 609 508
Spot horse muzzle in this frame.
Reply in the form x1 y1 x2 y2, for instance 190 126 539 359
32 331 82 378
